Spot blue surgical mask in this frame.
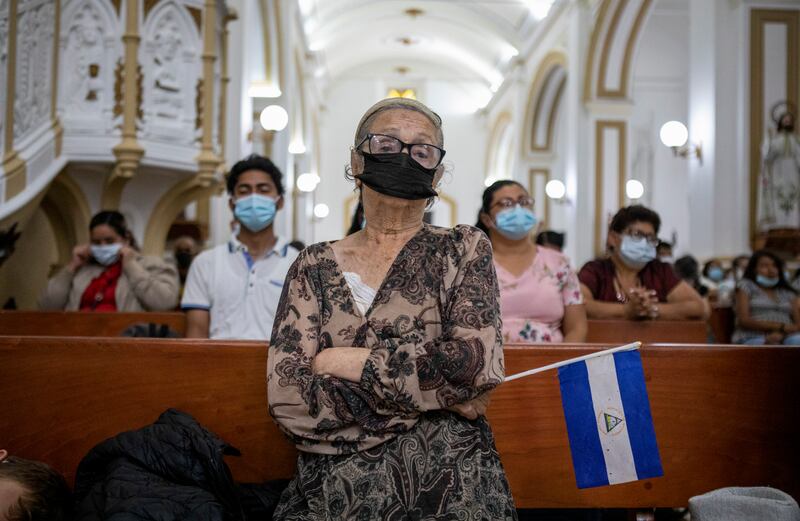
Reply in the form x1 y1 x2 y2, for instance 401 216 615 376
234 194 277 232
707 266 724 282
756 275 779 288
91 243 122 266
619 235 656 269
494 206 537 240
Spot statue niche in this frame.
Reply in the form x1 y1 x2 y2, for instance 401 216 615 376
62 2 108 114
151 12 183 120
756 101 800 255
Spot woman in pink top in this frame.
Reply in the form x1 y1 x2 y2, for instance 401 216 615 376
477 180 587 343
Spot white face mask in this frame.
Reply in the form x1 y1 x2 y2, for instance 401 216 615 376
91 243 122 266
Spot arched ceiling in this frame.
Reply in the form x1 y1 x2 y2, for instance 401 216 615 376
298 0 557 98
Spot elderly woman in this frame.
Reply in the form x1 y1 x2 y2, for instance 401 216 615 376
267 98 515 520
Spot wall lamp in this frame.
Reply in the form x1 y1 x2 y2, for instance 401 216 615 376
259 105 289 158
659 121 702 164
545 179 571 204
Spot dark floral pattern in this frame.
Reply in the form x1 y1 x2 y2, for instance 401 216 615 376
267 224 514 519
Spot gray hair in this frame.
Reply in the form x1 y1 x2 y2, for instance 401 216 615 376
353 98 444 148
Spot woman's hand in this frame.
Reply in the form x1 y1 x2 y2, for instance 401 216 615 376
447 392 491 420
68 244 91 272
312 347 371 382
119 244 137 263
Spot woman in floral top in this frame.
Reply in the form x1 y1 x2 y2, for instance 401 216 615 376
268 98 516 520
476 180 587 343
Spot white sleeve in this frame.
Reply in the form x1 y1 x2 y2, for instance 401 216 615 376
180 251 213 310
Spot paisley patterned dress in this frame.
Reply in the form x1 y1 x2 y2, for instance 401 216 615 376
268 224 516 520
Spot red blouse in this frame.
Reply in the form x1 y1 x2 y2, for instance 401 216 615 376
79 262 123 311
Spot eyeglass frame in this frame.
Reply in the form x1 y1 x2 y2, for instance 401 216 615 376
622 228 659 247
356 133 446 169
491 196 534 210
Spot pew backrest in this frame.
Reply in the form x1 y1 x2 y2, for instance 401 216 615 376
586 319 707 343
0 310 187 337
1 337 797 508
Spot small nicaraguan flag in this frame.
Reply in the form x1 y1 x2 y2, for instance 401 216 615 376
558 349 663 489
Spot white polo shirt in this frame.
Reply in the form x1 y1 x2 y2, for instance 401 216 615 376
181 235 299 340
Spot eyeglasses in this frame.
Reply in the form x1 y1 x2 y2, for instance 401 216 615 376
357 133 446 169
492 196 534 209
624 229 659 247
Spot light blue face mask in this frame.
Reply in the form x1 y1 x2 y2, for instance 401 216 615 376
619 235 656 269
756 275 779 288
707 266 725 282
234 194 277 232
91 243 122 266
495 206 537 241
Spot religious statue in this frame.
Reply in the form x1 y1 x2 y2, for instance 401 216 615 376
758 101 800 231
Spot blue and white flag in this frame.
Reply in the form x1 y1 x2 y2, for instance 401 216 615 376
558 349 663 489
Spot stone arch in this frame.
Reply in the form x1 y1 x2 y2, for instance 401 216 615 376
485 112 513 182
142 175 222 255
524 51 567 155
583 0 654 101
40 170 92 265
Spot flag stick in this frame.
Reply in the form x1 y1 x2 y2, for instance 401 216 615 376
503 341 642 383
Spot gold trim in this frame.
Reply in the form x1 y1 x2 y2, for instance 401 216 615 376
274 0 284 93
3 155 27 200
187 6 202 33
485 112 511 179
583 0 612 102
259 0 272 83
106 0 144 208
195 0 222 181
596 0 627 98
41 171 92 264
594 120 627 256
528 168 550 227
143 176 222 255
543 76 566 151
749 9 799 243
618 0 652 98
525 51 567 153
438 192 458 227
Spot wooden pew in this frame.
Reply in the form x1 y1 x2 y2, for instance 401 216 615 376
0 310 187 337
1 337 798 508
586 319 707 344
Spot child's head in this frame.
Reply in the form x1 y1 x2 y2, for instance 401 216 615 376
0 450 71 521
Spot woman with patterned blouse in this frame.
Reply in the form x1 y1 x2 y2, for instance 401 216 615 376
267 98 516 520
476 180 587 343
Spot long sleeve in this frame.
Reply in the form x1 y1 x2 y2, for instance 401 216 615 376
38 267 76 310
267 252 376 450
359 227 505 415
123 256 180 311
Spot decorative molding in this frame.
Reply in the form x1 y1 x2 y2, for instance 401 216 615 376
105 0 144 209
585 0 654 101
41 171 92 264
486 111 512 180
528 168 550 227
195 0 222 181
749 8 799 243
594 120 627 256
525 51 567 155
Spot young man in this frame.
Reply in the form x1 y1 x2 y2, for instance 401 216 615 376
181 155 299 339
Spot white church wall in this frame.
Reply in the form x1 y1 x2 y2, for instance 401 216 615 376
630 0 691 256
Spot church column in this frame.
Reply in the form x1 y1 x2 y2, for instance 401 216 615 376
195 0 222 183
3 0 26 201
51 0 63 157
104 0 144 209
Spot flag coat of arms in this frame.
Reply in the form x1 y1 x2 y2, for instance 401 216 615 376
558 349 663 488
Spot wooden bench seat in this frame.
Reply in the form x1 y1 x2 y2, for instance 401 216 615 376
1 336 797 508
586 319 707 344
0 310 187 337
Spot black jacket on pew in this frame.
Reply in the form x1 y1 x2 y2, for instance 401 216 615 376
72 409 286 521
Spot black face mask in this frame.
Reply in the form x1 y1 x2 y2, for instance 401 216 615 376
175 251 194 269
356 152 438 200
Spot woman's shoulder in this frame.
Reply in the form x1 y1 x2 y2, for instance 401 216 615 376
536 245 570 266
